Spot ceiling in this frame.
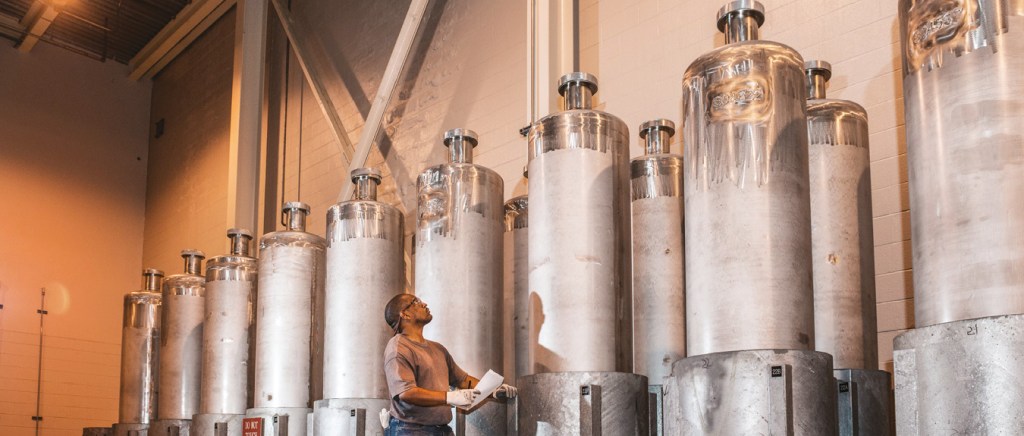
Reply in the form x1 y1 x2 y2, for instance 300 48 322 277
0 0 189 64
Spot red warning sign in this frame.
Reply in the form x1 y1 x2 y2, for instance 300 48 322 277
242 417 262 436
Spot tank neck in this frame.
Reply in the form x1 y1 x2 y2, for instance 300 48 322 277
804 61 832 100
352 169 382 201
181 250 205 276
640 119 676 155
142 268 164 291
558 72 599 111
444 128 479 164
227 228 253 257
724 15 759 43
281 201 310 232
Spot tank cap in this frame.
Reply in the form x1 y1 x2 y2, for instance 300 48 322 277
443 128 479 148
282 201 310 214
557 72 598 95
716 0 765 32
181 249 205 259
351 167 382 184
143 268 165 277
639 119 676 139
227 228 252 239
804 60 832 80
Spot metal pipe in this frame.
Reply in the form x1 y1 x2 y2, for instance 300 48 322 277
805 60 831 100
716 0 764 44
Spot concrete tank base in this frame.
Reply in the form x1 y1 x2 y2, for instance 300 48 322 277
894 314 1024 435
312 398 389 436
664 349 837 435
112 422 149 436
83 428 112 436
835 368 893 436
191 413 244 435
151 419 192 436
454 398 509 436
516 372 649 435
244 407 310 436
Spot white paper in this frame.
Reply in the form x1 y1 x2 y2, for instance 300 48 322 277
460 369 503 410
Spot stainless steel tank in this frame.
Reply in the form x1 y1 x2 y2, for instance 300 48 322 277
630 119 685 387
663 349 837 435
682 0 813 355
193 229 257 434
805 60 878 370
899 0 1024 326
156 250 206 427
313 168 403 436
117 269 163 425
504 195 529 381
323 168 404 399
415 128 504 378
894 314 1024 434
527 72 632 373
248 202 326 436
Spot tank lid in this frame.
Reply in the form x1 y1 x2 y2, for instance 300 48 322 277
716 0 765 32
181 249 205 258
143 268 164 277
351 167 382 184
639 119 676 138
557 72 598 95
282 201 311 214
443 128 479 148
227 228 252 239
804 60 832 80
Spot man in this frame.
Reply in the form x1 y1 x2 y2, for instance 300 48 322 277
382 294 516 435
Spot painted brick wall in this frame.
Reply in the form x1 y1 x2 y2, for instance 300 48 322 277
0 42 151 434
142 8 237 274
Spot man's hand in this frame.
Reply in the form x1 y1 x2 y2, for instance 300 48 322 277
446 389 481 407
493 383 517 399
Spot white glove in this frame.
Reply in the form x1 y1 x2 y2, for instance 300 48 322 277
446 389 480 407
379 408 389 429
493 383 518 399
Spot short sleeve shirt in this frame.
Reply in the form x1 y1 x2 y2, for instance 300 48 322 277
383 334 470 425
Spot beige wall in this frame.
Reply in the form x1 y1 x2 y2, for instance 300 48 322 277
142 9 237 274
0 43 151 434
277 0 910 372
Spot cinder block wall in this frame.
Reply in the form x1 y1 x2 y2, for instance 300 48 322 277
0 43 151 433
277 0 909 372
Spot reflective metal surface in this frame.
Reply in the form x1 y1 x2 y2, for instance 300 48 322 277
899 0 1024 326
416 130 504 381
630 120 685 385
324 169 404 401
835 368 894 436
255 203 327 409
312 398 390 436
806 62 878 370
527 73 632 373
199 230 258 416
504 196 529 380
158 251 206 421
118 269 163 425
894 314 1024 434
664 349 837 435
682 4 813 355
517 372 649 436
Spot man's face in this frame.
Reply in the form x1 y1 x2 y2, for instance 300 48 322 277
402 296 432 325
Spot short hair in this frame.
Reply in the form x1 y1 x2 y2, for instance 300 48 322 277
384 293 414 332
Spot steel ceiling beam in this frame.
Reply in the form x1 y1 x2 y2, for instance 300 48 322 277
17 1 59 53
128 0 233 80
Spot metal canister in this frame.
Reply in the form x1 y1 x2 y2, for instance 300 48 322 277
118 269 163 424
323 168 405 400
415 129 504 377
630 119 685 384
682 0 814 355
527 72 631 372
504 195 528 380
254 202 326 409
805 60 878 370
158 250 205 421
899 0 1024 326
199 229 257 415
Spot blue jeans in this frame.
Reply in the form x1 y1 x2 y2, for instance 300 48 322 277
385 417 453 436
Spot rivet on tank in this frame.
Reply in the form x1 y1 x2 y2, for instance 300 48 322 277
314 168 404 435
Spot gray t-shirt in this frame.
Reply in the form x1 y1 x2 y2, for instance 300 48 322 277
384 334 469 425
